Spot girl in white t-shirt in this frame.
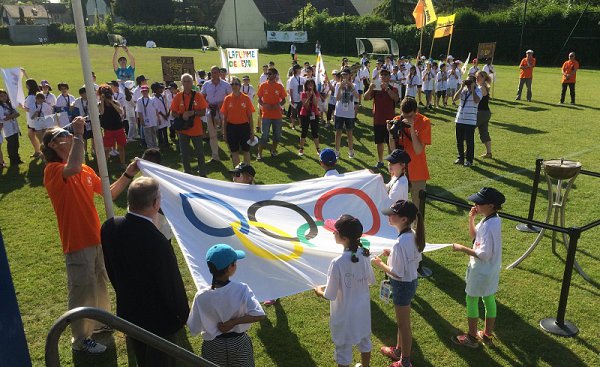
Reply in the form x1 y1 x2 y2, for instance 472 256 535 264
372 200 425 367
29 92 56 143
188 244 265 367
0 90 22 166
22 79 42 158
435 64 448 108
406 66 419 99
451 187 505 348
315 215 375 367
421 63 435 109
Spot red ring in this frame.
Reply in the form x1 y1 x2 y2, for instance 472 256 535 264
314 188 380 235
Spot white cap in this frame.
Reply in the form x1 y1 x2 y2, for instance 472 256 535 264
447 55 454 59
420 56 426 60
526 49 534 54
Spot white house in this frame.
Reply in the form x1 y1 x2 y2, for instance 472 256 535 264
1 5 50 26
85 0 110 26
215 0 381 49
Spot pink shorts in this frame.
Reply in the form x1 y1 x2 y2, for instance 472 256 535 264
103 128 127 148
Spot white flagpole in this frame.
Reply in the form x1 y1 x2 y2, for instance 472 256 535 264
71 0 114 219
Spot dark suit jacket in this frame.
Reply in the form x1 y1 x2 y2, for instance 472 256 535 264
101 213 189 336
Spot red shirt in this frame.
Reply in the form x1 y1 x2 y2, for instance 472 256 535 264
519 57 536 79
299 91 320 117
372 88 397 125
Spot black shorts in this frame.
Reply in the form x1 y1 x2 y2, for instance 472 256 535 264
226 122 251 152
291 102 302 118
373 124 389 144
436 90 447 98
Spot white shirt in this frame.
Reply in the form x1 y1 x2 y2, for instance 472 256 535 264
124 98 137 123
54 94 75 128
28 100 53 120
466 215 502 297
72 97 92 131
241 84 255 101
353 75 363 91
447 68 462 90
436 70 448 91
152 94 170 129
328 81 337 105
42 92 56 106
468 66 480 77
288 75 305 103
323 249 375 345
387 231 422 282
324 169 340 177
387 175 408 203
422 70 435 91
483 64 496 82
455 86 482 126
187 281 265 341
406 74 419 97
358 67 370 81
290 44 296 54
259 73 268 85
334 83 356 119
135 96 158 127
0 104 20 137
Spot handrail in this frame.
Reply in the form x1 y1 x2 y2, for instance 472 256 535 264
45 307 218 367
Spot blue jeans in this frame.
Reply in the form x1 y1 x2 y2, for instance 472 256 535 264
178 133 206 176
260 118 282 146
390 278 418 306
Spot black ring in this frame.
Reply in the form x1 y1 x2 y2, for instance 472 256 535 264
247 200 318 242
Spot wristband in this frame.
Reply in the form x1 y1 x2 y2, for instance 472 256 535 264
123 172 134 180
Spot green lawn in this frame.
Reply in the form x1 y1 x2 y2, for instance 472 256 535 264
1 44 599 367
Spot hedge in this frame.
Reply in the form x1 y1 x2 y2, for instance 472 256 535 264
47 23 216 49
279 5 600 67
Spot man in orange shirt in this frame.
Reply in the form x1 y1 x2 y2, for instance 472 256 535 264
257 67 287 160
171 73 209 176
388 98 432 210
560 52 579 105
221 76 255 167
42 117 138 353
516 49 536 102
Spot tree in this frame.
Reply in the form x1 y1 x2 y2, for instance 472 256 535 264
113 0 174 24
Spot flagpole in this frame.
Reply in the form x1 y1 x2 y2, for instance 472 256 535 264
418 27 424 57
429 35 435 59
71 0 114 219
447 28 453 56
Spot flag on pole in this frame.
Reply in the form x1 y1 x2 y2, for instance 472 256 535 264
1 67 25 106
315 51 326 92
434 14 456 39
461 52 471 76
413 0 437 29
138 161 452 302
219 46 228 72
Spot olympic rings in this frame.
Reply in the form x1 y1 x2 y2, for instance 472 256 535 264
313 188 380 235
181 193 250 237
247 200 318 242
231 220 303 261
297 220 372 249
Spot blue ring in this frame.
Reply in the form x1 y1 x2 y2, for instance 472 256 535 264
181 192 250 237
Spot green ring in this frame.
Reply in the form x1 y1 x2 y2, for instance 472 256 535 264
296 220 371 249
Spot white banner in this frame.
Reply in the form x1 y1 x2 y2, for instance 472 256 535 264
315 51 326 91
266 31 308 43
138 161 450 301
1 67 25 106
225 48 259 75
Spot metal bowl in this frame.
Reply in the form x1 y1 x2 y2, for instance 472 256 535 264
544 159 582 180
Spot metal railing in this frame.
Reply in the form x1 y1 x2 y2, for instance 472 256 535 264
45 307 218 367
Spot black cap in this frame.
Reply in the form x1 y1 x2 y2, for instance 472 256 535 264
107 80 119 87
229 163 256 177
382 200 419 217
385 149 411 164
467 187 506 206
168 82 178 89
135 75 148 84
150 82 164 91
379 68 391 75
341 67 351 74
377 58 384 63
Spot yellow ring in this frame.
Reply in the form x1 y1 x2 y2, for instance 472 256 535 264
231 221 303 262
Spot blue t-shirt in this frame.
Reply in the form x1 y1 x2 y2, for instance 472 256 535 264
115 66 135 81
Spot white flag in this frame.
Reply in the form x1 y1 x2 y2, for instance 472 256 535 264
461 52 471 77
315 51 327 92
138 161 451 302
1 67 25 106
219 47 228 72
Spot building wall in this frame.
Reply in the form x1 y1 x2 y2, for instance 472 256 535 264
8 25 48 44
349 0 382 16
216 0 267 49
86 0 109 25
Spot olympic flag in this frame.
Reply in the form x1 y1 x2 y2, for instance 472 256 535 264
138 161 450 301
1 67 25 106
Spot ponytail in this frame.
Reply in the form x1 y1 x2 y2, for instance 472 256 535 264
207 261 229 290
349 238 370 263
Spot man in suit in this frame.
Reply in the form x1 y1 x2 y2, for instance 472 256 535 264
101 177 189 367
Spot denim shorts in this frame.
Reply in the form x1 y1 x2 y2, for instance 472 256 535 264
334 116 355 130
390 278 418 306
260 118 282 145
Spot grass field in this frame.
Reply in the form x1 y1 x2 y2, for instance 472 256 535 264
1 44 599 367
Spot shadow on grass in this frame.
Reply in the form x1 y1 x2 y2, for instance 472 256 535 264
513 266 600 297
0 164 27 197
257 302 318 367
419 258 588 366
26 158 45 187
519 106 549 112
422 184 470 216
491 120 547 135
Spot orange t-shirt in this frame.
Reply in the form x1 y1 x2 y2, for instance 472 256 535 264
44 162 103 254
170 91 209 136
221 93 255 124
519 57 536 79
257 81 287 119
562 60 579 83
394 113 431 182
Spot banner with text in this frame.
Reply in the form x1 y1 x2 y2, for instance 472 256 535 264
138 161 451 302
226 48 259 74
161 56 195 82
1 67 25 106
434 14 456 39
477 42 497 60
266 31 308 43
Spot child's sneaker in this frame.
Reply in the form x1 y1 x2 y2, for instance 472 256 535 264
335 150 340 158
298 149 304 156
72 338 107 354
380 346 401 361
477 330 494 346
451 333 480 348
348 150 355 158
256 153 262 161
390 361 413 367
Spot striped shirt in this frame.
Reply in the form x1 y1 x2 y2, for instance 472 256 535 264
455 86 482 126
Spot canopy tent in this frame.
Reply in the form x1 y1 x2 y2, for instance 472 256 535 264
200 34 217 50
356 38 399 58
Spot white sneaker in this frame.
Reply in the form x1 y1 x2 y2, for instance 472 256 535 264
73 338 107 354
109 149 119 157
335 150 340 158
355 364 363 367
348 150 355 158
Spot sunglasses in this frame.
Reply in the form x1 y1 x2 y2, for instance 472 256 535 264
50 129 72 143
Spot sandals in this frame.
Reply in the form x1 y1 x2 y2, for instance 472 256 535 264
477 330 494 346
451 333 480 348
380 345 401 361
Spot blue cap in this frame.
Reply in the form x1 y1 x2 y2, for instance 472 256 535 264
319 148 337 165
206 244 246 271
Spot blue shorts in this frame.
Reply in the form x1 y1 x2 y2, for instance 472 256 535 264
390 278 418 306
334 116 355 131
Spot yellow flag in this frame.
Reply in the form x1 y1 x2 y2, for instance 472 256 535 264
413 0 437 29
434 14 456 39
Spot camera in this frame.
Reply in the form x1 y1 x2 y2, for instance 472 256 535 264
464 79 473 87
387 118 410 136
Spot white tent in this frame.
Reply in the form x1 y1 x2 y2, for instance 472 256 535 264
356 38 399 58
